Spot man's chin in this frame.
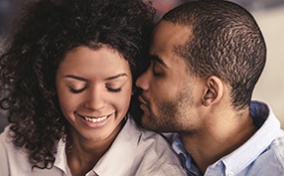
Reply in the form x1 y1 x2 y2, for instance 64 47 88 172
140 115 158 131
140 116 167 133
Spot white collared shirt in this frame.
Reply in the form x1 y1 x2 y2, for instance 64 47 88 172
0 115 186 176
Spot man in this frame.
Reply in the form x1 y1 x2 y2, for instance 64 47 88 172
136 0 284 175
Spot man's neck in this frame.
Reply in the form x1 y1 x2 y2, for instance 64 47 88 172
180 110 257 174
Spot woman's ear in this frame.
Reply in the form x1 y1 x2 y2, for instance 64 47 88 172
202 76 224 106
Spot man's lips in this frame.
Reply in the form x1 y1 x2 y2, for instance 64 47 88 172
138 96 149 108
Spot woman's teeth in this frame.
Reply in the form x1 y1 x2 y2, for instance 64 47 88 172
84 115 108 123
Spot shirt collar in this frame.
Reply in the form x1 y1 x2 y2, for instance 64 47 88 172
53 114 141 176
92 115 140 175
172 101 280 176
221 101 280 175
172 136 201 175
53 137 72 175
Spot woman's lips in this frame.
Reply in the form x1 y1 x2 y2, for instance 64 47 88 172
83 115 108 123
75 112 111 123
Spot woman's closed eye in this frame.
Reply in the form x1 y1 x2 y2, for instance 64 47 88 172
106 86 122 93
69 86 87 94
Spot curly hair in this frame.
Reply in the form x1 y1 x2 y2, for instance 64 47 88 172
163 0 266 110
0 0 155 169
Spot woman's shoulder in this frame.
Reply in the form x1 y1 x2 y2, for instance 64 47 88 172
128 116 177 146
0 125 64 175
125 116 186 175
0 125 13 146
0 125 30 175
0 125 28 157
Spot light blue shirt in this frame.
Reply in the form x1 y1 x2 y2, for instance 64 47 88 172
172 101 284 176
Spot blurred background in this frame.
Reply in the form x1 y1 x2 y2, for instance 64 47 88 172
0 0 283 132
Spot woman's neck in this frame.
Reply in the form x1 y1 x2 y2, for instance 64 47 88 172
66 121 124 176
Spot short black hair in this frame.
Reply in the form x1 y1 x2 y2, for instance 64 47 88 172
163 0 266 109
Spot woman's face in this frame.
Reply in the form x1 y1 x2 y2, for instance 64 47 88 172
56 46 132 142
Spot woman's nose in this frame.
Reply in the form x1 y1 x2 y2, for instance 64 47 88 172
84 87 106 111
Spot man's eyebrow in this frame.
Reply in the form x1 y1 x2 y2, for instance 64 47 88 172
150 55 168 68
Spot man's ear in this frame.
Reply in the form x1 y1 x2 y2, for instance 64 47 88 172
202 76 224 106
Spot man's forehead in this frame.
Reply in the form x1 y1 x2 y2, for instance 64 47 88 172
151 21 191 55
150 21 191 66
152 20 192 44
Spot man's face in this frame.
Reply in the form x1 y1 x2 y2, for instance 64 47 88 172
136 21 204 133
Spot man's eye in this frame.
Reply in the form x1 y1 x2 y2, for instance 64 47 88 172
69 87 86 94
153 71 163 77
152 62 163 77
152 66 163 77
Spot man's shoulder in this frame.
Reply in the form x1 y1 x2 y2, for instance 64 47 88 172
248 130 284 174
270 130 284 166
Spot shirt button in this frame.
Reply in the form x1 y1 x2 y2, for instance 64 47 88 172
227 171 234 176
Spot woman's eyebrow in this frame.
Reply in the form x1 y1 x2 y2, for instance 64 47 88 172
64 75 87 81
105 73 128 81
64 73 128 81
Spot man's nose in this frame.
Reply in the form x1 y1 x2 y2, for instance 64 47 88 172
136 69 150 91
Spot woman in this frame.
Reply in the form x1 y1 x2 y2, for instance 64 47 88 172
0 0 185 175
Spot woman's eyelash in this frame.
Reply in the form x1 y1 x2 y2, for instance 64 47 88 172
69 86 121 93
69 87 86 94
107 87 122 93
